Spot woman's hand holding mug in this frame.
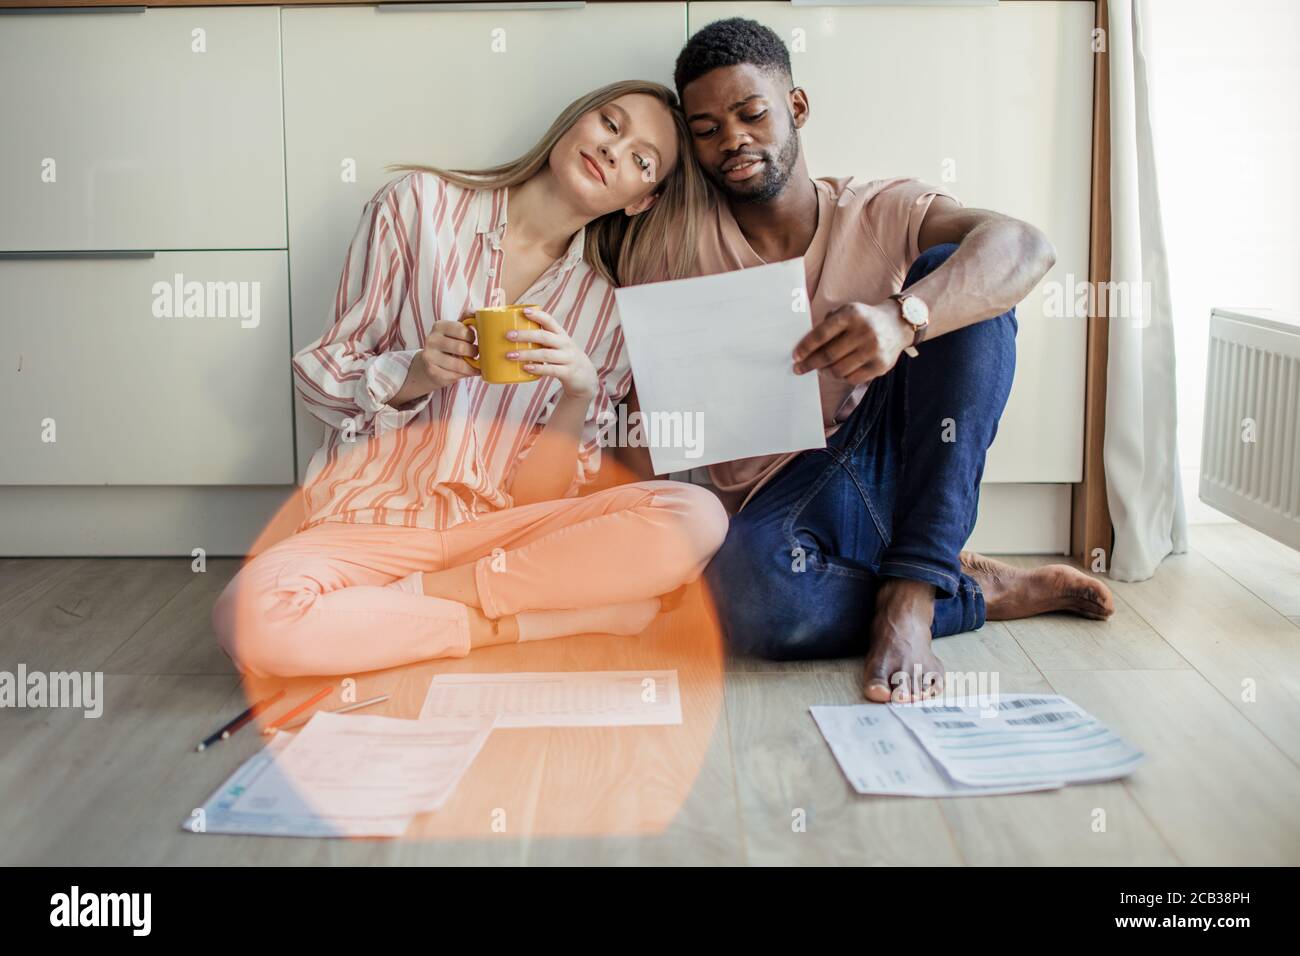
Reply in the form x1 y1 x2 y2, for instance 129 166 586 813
419 320 481 388
389 320 479 408
505 306 598 401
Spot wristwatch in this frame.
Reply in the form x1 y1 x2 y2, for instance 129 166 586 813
890 292 930 358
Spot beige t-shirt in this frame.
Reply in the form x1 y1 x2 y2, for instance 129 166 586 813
659 175 958 511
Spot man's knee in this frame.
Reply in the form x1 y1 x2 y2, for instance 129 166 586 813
902 238 1018 375
937 304 1018 359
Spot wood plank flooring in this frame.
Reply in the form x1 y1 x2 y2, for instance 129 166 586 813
1 522 1296 865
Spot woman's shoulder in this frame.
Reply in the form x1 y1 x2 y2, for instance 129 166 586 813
369 168 461 208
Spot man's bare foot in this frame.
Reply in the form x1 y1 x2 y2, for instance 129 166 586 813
863 578 945 703
959 551 1114 621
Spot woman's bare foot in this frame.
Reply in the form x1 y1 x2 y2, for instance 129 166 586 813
959 550 1114 621
863 578 945 703
658 583 690 612
515 598 662 643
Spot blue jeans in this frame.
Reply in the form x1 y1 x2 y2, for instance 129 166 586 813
703 243 1018 660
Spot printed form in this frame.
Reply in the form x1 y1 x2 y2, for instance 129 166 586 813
813 694 1144 797
889 694 1146 787
419 670 682 727
183 713 493 837
811 705 1062 798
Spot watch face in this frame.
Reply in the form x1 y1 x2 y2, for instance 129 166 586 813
902 296 929 325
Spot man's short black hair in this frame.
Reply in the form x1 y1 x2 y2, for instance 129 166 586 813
673 17 793 99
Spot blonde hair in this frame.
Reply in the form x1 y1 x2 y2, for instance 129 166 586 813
390 79 711 287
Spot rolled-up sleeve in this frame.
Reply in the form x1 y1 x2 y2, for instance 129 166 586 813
862 178 962 282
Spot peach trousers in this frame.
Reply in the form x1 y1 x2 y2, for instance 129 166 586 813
213 481 728 678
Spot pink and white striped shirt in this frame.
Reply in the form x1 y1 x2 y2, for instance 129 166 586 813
292 171 632 533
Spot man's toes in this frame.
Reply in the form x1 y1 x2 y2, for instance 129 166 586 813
919 666 945 699
1091 581 1116 616
892 661 944 702
863 652 897 703
1067 570 1115 618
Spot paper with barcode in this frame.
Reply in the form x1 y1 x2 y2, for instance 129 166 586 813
613 257 826 474
811 704 1063 797
419 670 682 727
888 694 1145 787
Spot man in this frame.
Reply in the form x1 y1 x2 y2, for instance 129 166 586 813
626 18 1115 702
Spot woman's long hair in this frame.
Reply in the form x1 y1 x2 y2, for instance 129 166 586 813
390 79 710 287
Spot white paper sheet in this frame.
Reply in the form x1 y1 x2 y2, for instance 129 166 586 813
613 258 826 474
810 705 1062 798
418 670 682 727
182 733 410 838
183 713 493 838
889 694 1146 787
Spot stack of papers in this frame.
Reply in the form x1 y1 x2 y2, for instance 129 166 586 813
184 713 493 838
185 670 683 838
812 694 1144 798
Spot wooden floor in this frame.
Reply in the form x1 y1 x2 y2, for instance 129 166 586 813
1 521 1297 866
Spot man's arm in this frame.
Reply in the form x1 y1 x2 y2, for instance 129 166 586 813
909 198 1056 337
793 198 1056 384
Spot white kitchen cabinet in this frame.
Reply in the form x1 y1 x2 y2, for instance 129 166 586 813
0 1 1095 556
281 2 688 477
690 1 1094 486
0 7 286 252
0 251 294 485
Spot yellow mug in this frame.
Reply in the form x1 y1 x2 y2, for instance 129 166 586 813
461 304 541 384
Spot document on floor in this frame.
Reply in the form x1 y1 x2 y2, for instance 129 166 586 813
612 257 825 474
810 705 1063 798
888 693 1146 787
182 713 493 838
419 670 683 728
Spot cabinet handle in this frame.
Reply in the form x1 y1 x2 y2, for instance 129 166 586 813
0 251 156 260
790 1 995 6
377 2 585 12
0 6 146 14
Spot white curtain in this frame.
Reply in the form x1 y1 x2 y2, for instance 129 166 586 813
1103 0 1188 581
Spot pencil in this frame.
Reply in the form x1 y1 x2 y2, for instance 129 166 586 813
196 689 286 751
266 694 391 733
261 685 333 735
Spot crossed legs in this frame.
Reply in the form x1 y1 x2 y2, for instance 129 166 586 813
213 480 728 677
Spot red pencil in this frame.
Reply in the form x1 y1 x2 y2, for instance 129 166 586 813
263 686 333 734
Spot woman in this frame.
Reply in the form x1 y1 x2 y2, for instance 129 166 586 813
214 80 726 678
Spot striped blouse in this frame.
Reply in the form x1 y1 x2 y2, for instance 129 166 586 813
292 171 633 533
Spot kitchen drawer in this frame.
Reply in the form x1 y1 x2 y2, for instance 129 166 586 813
0 251 294 485
0 7 285 252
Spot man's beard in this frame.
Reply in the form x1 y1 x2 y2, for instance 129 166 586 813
722 114 800 205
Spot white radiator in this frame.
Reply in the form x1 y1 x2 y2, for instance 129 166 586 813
1200 308 1300 551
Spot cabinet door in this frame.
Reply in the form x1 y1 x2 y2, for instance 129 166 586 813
0 8 286 251
0 252 294 485
281 2 687 477
689 1 1094 483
